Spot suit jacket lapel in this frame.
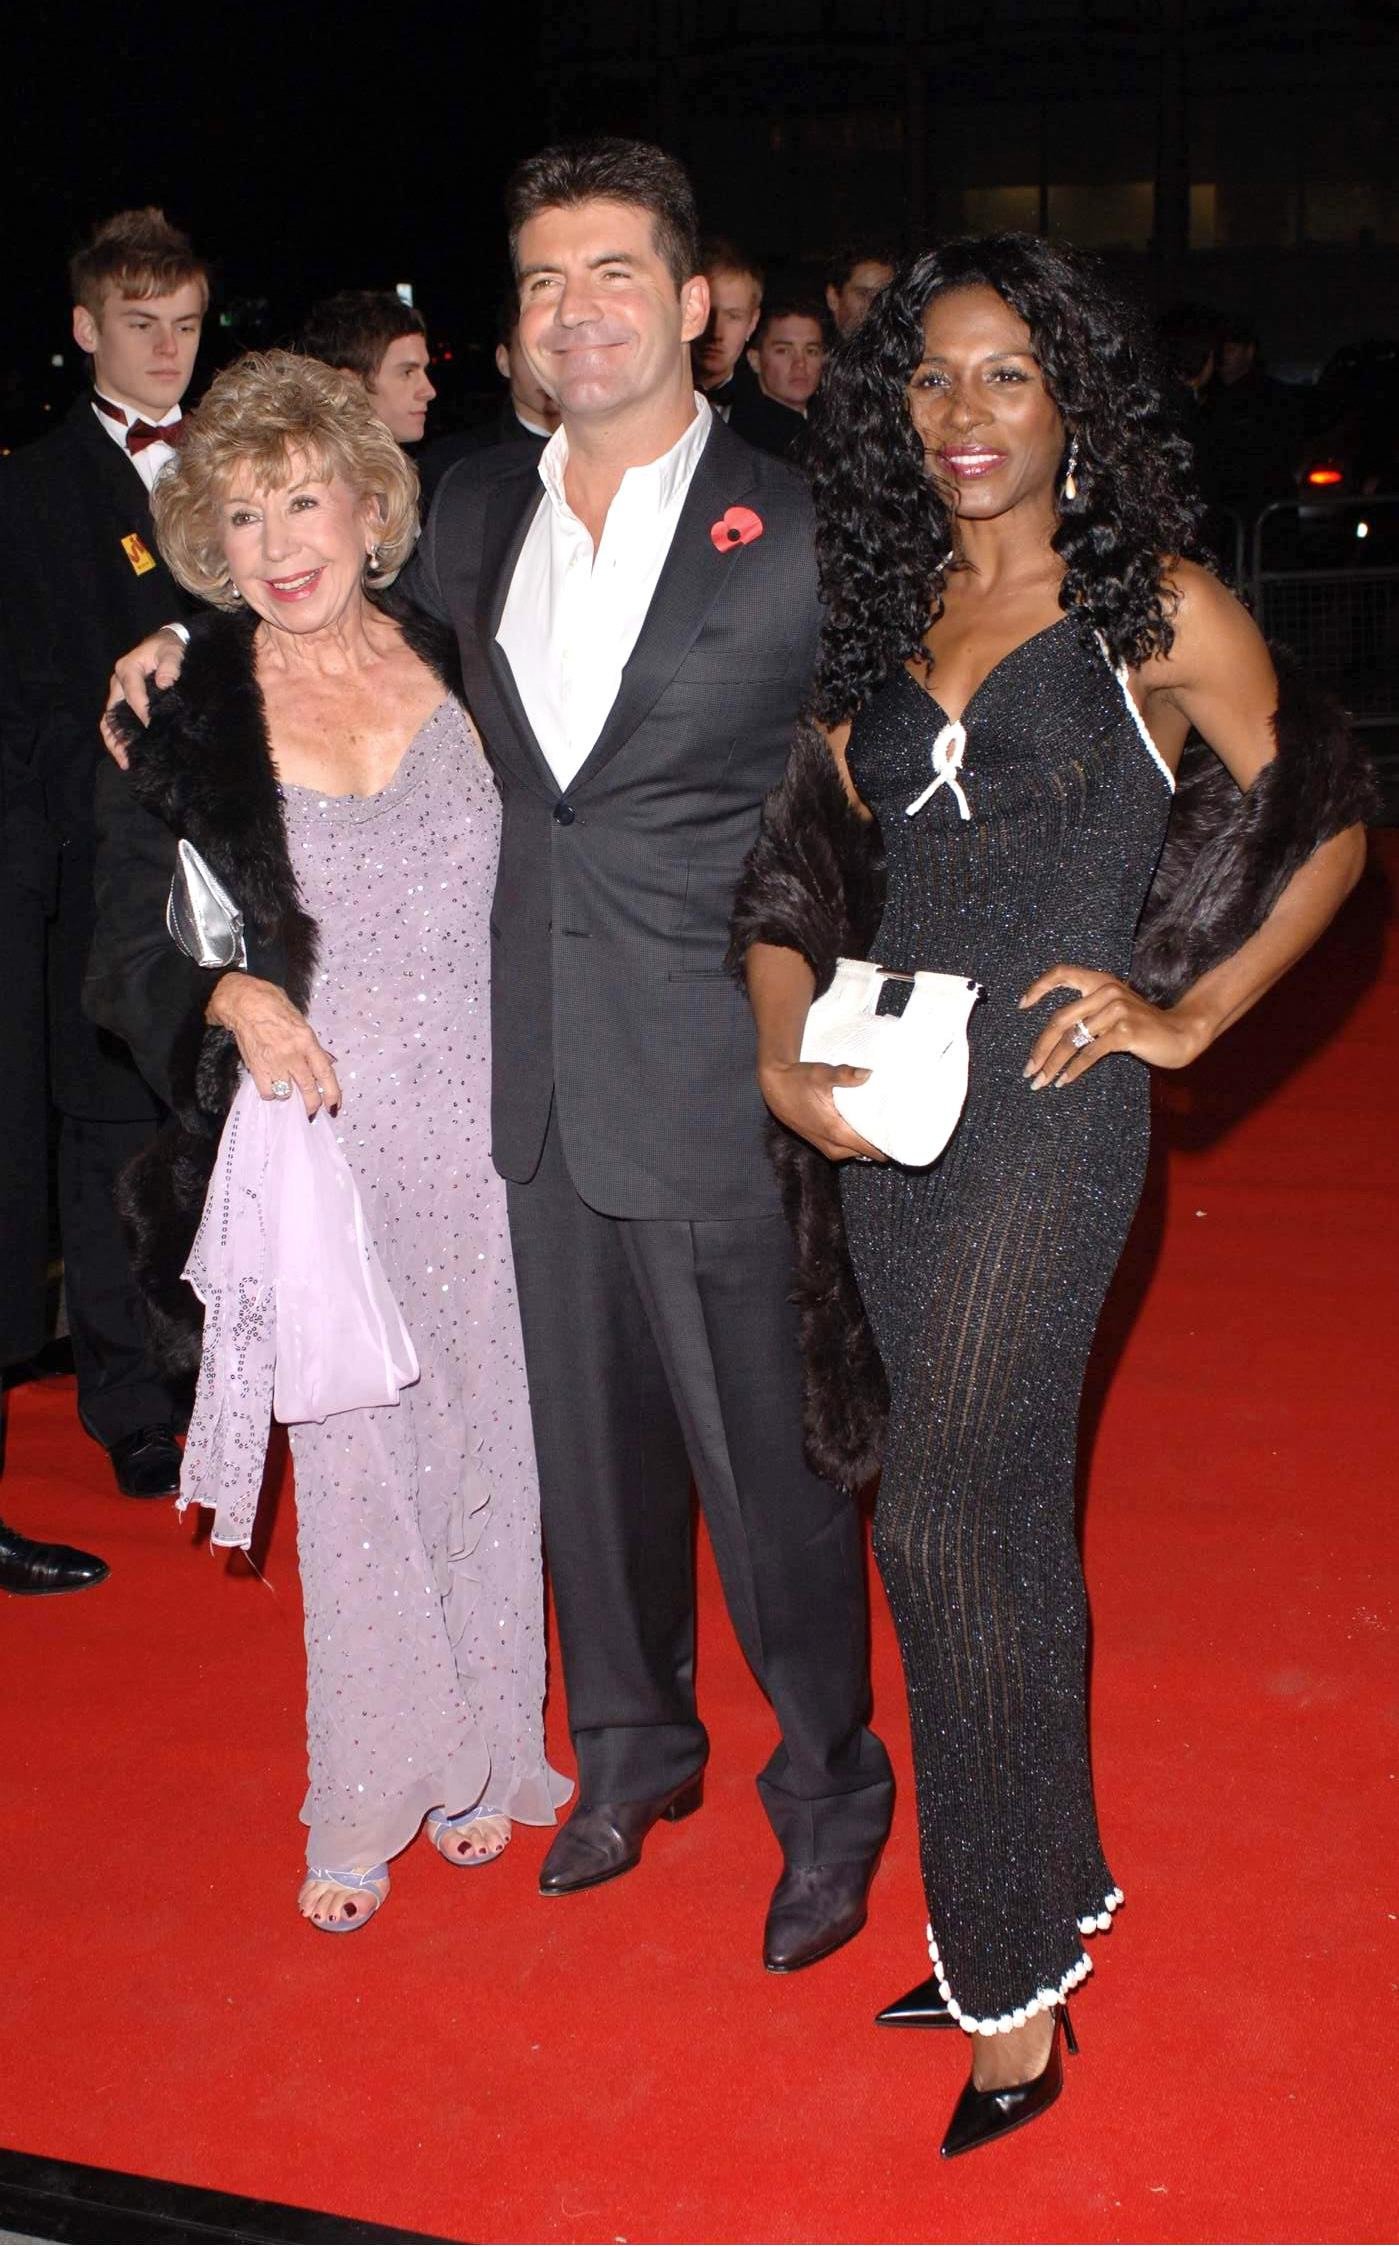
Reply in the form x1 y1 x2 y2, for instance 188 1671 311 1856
568 418 759 795
72 395 157 527
476 468 557 795
70 397 188 614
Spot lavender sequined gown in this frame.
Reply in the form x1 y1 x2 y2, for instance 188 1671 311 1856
280 700 570 1871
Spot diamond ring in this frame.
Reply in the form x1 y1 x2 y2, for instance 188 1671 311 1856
270 1077 293 1100
1069 1019 1096 1050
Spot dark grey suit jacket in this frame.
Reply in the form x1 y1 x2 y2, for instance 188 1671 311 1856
402 414 819 1220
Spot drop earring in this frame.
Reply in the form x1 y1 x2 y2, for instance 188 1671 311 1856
1062 436 1080 503
366 543 381 575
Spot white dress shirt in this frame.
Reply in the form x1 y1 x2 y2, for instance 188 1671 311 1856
495 396 713 793
91 392 183 495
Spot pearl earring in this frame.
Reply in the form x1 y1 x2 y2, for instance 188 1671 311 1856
1062 437 1080 503
366 543 381 574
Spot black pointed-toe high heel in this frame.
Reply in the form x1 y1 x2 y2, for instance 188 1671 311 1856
874 1972 955 2028
939 2004 1078 2160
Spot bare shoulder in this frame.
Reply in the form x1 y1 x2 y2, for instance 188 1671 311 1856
1134 558 1281 789
1144 559 1276 703
1162 558 1267 661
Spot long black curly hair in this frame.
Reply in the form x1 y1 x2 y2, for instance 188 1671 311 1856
806 232 1208 724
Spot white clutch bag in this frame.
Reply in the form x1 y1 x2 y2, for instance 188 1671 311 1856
166 839 248 970
800 958 982 1168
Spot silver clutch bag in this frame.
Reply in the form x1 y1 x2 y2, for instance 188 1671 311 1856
800 958 982 1168
166 839 248 970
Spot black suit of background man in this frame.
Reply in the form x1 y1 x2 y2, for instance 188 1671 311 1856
416 405 549 510
0 396 194 1447
401 414 893 1880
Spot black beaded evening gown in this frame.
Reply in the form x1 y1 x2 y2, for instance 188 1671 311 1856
840 615 1175 2035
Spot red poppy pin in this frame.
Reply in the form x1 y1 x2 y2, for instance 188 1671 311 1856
710 504 764 552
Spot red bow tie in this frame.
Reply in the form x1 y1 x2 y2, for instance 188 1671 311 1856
94 395 184 454
127 416 184 455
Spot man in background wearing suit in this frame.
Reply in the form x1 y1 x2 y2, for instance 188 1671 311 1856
0 208 205 1497
728 291 828 463
299 289 437 447
416 295 560 506
824 245 896 339
693 237 764 423
407 140 893 1969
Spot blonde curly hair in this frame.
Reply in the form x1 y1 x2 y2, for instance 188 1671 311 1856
151 348 419 610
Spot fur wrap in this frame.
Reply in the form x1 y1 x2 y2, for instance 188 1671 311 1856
110 595 462 1371
728 651 1377 1491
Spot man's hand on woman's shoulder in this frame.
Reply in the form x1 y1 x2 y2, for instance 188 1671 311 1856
100 627 190 765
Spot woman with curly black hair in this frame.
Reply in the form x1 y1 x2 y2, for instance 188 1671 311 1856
735 235 1368 2155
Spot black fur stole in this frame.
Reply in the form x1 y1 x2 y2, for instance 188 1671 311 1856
1131 648 1377 1002
726 728 891 1485
729 661 1377 1492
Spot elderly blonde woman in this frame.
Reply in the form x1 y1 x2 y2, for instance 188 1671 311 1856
85 350 569 1930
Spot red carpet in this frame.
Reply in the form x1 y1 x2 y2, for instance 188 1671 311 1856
6 841 1397 2245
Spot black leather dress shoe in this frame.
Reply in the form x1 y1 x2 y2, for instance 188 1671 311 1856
940 2005 1077 2159
875 1971 955 2027
763 1853 880 1973
108 1424 181 1498
0 1518 109 1596
538 1773 704 1895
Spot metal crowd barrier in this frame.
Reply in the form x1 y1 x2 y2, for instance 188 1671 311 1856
1214 507 1247 591
1250 497 1399 727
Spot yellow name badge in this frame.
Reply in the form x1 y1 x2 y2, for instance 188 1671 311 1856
121 532 157 576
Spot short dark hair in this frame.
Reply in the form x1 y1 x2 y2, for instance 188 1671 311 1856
299 290 427 384
751 292 828 348
700 236 764 295
70 207 208 317
505 137 700 292
827 244 897 292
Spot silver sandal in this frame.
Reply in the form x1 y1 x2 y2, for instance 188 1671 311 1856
298 1862 390 1932
425 1805 511 1867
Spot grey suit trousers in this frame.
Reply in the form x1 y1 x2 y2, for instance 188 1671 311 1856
506 1108 894 1865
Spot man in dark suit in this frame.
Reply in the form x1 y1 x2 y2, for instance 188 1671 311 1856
693 237 764 423
405 141 893 1968
728 291 828 464
0 209 205 1496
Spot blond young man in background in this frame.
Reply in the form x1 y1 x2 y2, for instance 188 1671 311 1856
0 208 207 1502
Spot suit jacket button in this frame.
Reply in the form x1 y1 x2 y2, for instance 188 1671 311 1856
553 800 575 825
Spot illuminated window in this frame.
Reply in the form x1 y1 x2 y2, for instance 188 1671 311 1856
1190 183 1217 249
1304 184 1399 246
1209 183 1300 249
958 186 1040 232
1047 182 1154 250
